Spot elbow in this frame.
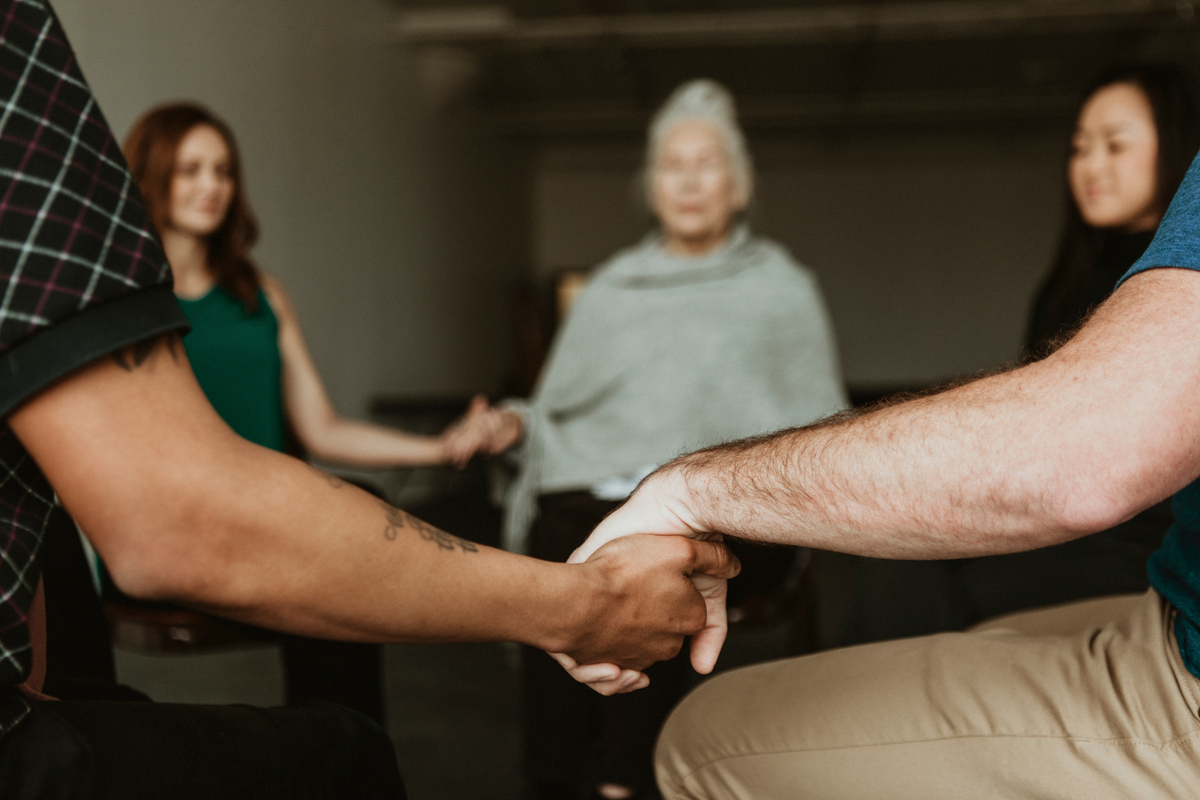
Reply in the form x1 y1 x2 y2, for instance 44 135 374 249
1040 474 1142 544
88 486 239 607
1051 496 1127 542
1045 441 1187 540
102 529 198 602
99 514 220 604
290 417 340 464
104 540 185 601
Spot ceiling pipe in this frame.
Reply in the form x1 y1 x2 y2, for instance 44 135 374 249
395 0 1190 48
480 88 1080 135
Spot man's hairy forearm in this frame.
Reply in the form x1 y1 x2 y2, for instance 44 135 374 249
670 387 1065 558
659 270 1200 559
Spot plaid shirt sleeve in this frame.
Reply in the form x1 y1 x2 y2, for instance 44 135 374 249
0 0 189 735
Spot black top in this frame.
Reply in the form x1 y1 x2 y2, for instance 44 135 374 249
1027 229 1156 350
0 0 189 735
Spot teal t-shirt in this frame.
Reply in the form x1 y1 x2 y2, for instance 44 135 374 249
177 286 287 452
1120 151 1200 678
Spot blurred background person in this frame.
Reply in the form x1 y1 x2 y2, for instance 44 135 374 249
121 102 470 723
1028 62 1200 351
449 79 846 800
841 62 1200 646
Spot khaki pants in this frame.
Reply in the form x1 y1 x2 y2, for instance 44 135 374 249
656 590 1200 798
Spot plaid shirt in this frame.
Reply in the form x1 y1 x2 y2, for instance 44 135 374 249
0 0 187 734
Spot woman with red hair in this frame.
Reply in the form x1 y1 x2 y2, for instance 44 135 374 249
122 102 461 722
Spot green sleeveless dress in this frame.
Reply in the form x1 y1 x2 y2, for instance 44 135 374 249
177 286 286 452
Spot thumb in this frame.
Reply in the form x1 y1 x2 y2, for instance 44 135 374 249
567 518 629 565
686 539 741 581
689 618 727 674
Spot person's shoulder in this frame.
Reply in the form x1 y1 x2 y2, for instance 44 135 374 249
745 233 800 265
592 237 654 280
259 273 295 320
743 234 816 282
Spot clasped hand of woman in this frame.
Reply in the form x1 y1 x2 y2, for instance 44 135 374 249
443 395 524 468
442 402 733 695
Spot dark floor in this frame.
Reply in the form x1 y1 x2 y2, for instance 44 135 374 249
114 610 798 800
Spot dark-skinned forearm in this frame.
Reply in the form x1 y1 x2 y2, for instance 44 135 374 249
9 335 600 651
108 448 604 650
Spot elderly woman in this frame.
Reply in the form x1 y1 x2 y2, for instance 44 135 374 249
452 80 846 800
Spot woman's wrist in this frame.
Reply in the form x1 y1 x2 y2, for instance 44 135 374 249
493 410 524 451
431 433 456 466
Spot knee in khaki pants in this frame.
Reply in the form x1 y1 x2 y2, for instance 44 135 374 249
656 591 1200 800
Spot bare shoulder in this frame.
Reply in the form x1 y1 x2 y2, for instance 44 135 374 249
259 273 296 321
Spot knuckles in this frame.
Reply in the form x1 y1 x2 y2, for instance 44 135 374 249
655 637 685 663
578 531 728 670
680 602 708 636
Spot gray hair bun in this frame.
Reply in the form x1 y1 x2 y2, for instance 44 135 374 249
643 79 754 206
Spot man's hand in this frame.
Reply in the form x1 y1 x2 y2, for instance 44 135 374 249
558 533 738 691
552 481 733 695
549 563 731 696
570 469 706 564
575 471 730 674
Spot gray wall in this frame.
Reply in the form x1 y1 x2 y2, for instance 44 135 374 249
55 0 1076 401
536 129 1066 387
54 0 530 415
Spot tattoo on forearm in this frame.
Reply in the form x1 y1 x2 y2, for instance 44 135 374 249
111 334 179 371
308 464 345 489
378 501 478 553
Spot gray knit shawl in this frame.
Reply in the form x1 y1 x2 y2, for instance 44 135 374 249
502 224 847 553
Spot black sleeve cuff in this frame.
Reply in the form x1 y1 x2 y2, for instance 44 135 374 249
0 285 190 418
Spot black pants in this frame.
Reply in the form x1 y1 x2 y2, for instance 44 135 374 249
0 699 405 800
279 636 385 724
98 562 386 723
839 500 1173 646
523 492 687 794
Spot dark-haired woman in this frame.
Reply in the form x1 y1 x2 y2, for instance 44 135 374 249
842 63 1200 646
1028 62 1200 352
122 103 461 721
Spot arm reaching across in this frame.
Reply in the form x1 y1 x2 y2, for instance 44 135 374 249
579 267 1200 559
565 265 1200 688
11 334 738 667
266 275 456 468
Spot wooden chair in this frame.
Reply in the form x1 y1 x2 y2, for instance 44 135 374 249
103 599 269 655
102 477 390 656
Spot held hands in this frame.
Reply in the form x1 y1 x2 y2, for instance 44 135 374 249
570 468 706 564
555 469 728 695
556 533 739 696
441 395 523 468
